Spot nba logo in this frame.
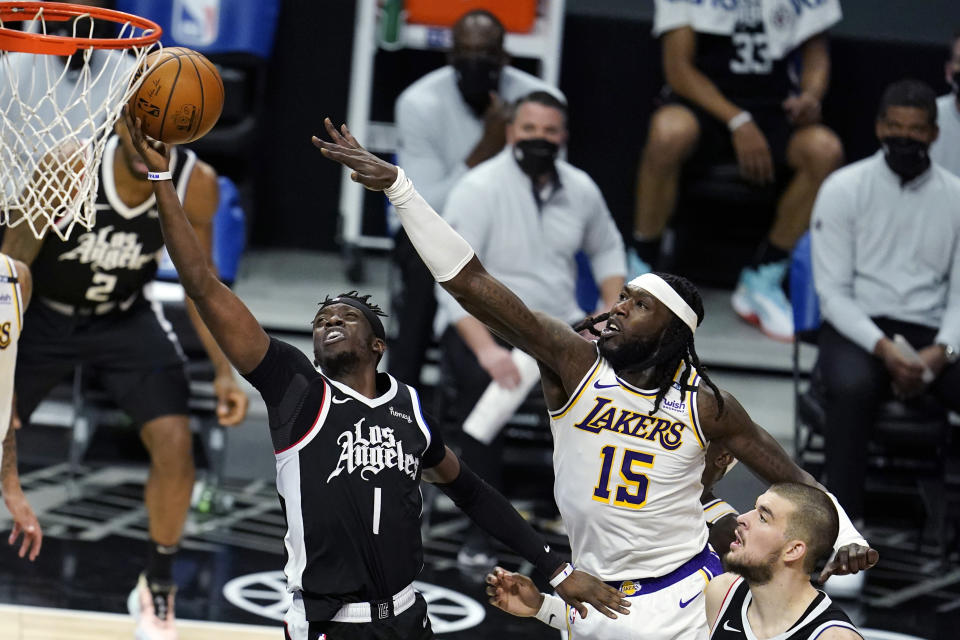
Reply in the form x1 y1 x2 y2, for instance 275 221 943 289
171 0 220 47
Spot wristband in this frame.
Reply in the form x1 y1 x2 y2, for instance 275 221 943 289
147 170 172 181
548 562 574 588
727 111 753 132
534 593 567 630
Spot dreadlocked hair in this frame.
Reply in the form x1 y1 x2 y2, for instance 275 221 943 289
311 290 388 326
647 273 723 418
577 274 724 418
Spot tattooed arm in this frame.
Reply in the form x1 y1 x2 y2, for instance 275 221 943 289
699 386 878 582
313 119 597 387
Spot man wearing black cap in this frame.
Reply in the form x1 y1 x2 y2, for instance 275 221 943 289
120 109 628 640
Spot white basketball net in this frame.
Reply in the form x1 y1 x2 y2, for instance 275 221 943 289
0 8 160 240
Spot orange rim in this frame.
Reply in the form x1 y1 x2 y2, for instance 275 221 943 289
0 2 161 55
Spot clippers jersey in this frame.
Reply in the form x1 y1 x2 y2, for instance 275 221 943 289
31 135 195 306
0 254 23 459
693 1 797 110
711 577 862 640
244 338 446 622
549 352 709 579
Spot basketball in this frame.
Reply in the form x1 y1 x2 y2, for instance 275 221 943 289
128 47 224 145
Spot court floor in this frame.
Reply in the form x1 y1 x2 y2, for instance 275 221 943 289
0 250 957 639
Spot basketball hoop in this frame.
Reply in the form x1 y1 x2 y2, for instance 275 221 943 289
0 2 162 240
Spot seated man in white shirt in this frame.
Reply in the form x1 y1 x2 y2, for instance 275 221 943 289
930 29 960 177
811 79 960 526
389 10 564 386
436 91 625 566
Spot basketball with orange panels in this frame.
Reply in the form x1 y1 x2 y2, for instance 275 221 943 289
128 47 224 144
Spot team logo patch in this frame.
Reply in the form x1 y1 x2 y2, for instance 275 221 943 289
619 580 640 596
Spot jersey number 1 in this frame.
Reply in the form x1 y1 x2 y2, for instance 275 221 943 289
592 445 655 509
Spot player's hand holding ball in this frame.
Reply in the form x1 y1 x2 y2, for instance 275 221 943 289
122 106 171 175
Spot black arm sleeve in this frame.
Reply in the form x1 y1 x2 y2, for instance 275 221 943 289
436 459 566 580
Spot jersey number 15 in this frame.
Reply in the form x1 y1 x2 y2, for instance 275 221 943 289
592 445 655 510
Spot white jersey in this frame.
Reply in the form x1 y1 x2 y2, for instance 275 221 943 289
550 351 709 579
0 254 23 459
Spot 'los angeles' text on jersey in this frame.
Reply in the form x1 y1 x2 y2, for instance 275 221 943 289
31 135 196 306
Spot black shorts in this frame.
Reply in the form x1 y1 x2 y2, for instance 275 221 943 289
299 594 433 640
16 297 190 426
660 87 794 174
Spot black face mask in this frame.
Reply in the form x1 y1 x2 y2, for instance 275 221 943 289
452 57 500 116
880 136 931 184
513 138 559 178
951 69 960 96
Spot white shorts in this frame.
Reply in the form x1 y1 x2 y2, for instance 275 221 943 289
563 546 721 640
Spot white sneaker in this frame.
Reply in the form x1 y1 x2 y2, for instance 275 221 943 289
823 570 865 599
129 574 178 640
731 262 794 342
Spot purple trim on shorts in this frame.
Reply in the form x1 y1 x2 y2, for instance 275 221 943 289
604 544 722 596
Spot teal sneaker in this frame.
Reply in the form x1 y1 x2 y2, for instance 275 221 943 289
731 261 794 342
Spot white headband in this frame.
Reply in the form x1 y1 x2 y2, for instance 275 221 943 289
627 273 699 334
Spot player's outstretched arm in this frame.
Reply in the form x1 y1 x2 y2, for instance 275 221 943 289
698 387 879 583
423 447 629 620
312 119 597 387
122 108 269 374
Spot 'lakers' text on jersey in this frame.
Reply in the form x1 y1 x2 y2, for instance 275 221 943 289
243 338 445 622
711 577 863 640
31 135 196 307
549 350 709 579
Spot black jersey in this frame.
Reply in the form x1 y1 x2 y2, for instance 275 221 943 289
711 577 862 640
693 1 798 110
31 135 196 307
243 338 446 622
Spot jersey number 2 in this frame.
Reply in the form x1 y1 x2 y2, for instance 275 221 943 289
85 273 118 302
592 445 655 509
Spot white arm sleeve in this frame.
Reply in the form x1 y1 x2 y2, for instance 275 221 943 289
384 167 475 282
827 491 869 551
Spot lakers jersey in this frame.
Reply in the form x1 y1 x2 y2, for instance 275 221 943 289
0 254 23 458
550 351 709 579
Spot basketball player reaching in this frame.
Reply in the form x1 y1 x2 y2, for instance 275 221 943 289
313 119 878 640
121 108 628 640
0 255 43 562
1 118 249 639
488 483 863 640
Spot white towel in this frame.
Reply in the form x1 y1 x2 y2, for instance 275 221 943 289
462 348 542 445
653 0 842 61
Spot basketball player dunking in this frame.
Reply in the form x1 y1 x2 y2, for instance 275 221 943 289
1 118 249 639
0 253 43 563
122 108 629 640
314 119 879 640
488 483 864 640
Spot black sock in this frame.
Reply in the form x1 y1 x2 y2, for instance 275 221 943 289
752 241 789 268
146 540 178 583
631 236 662 267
